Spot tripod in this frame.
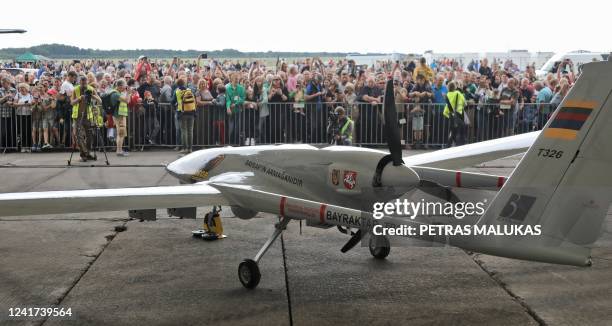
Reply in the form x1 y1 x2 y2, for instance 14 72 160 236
67 107 109 166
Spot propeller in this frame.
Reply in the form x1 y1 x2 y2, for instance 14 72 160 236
383 79 404 166
375 78 461 205
340 229 363 253
0 29 26 34
340 78 459 255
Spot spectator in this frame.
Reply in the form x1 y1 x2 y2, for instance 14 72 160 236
134 56 152 82
357 77 383 144
518 78 536 133
142 90 160 145
550 78 570 110
479 58 493 81
13 83 33 152
195 79 213 144
534 80 553 129
0 78 16 149
332 106 353 146
409 74 432 148
443 81 466 147
211 85 226 145
474 76 493 141
160 76 173 102
61 71 77 98
267 75 289 143
243 87 258 145
138 74 160 101
112 78 130 156
225 73 246 145
305 74 325 143
175 78 197 153
286 65 298 92
41 88 58 149
288 78 306 143
499 78 518 137
413 58 434 82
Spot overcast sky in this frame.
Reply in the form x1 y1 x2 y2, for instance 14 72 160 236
1 0 607 54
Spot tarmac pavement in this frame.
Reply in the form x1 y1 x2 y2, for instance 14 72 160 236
0 150 610 326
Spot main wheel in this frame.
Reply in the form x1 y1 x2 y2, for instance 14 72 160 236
238 259 261 289
369 235 390 259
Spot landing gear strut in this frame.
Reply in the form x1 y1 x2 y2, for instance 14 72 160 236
238 216 291 289
369 234 390 259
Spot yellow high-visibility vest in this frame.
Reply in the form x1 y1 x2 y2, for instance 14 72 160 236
71 85 94 121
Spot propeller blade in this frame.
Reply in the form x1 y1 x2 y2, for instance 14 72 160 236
337 225 356 235
383 79 404 166
340 229 363 253
0 29 26 34
418 180 460 203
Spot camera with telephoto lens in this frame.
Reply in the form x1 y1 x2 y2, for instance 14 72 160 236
326 110 340 144
83 89 93 105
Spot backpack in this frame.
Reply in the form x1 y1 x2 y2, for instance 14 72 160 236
181 89 196 111
101 90 119 115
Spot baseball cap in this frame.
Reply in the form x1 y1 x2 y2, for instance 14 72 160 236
47 89 58 96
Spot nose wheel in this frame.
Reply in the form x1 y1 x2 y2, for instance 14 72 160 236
238 216 291 289
238 259 261 289
369 235 390 259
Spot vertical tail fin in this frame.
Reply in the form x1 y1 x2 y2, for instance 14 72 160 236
463 61 612 266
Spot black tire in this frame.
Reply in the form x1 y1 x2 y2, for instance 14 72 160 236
238 259 261 289
369 235 390 259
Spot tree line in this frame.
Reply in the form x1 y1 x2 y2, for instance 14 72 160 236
0 43 375 60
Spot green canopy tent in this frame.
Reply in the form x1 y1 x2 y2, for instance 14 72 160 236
15 52 39 63
35 54 51 61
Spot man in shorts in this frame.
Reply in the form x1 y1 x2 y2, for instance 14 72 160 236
41 89 58 149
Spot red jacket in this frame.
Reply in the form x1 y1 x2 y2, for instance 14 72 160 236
134 62 152 81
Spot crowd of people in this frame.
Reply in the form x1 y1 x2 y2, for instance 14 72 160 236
0 54 576 157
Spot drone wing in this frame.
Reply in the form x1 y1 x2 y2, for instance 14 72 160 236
0 183 227 217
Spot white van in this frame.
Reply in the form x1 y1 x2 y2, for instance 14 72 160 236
536 51 609 77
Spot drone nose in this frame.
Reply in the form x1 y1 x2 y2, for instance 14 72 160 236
166 155 197 183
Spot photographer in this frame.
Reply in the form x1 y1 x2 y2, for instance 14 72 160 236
142 90 160 145
70 76 102 162
330 106 353 146
267 75 288 144
556 59 576 85
134 55 152 82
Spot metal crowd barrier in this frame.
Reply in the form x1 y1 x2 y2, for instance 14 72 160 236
0 102 556 152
